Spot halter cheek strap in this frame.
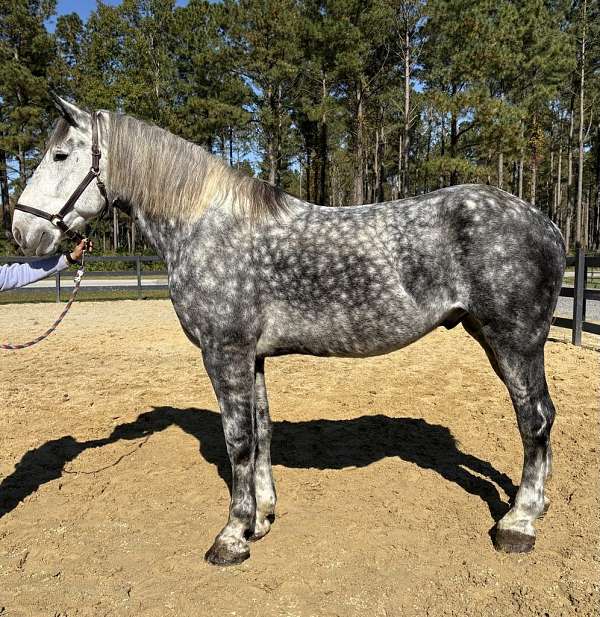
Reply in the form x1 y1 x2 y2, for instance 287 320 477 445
14 111 109 243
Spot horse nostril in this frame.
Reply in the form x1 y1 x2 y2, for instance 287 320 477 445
13 227 22 245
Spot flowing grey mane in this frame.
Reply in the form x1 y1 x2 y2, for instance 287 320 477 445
107 113 288 223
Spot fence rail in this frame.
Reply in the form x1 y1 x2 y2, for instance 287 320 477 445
1 250 599 345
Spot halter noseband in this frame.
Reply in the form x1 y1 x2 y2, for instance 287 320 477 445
14 111 109 243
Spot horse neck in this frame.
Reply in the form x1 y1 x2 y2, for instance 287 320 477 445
105 118 216 263
130 206 197 267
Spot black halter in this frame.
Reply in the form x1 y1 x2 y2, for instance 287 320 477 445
14 111 109 243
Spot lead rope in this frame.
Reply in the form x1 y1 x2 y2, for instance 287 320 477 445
0 254 85 350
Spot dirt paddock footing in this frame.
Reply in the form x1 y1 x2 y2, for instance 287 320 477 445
0 300 598 617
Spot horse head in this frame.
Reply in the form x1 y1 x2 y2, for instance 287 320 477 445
12 96 109 256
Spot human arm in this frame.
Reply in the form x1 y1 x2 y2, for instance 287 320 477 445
0 239 89 292
0 255 69 291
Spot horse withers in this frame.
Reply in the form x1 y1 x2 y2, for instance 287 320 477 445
12 97 566 566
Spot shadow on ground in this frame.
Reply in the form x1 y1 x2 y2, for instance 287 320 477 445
0 406 517 523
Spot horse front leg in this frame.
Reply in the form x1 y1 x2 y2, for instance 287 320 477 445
250 358 277 541
203 346 256 566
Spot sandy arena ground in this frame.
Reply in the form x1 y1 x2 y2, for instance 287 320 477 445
0 299 598 617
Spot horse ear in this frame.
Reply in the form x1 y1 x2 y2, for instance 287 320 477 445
50 92 88 128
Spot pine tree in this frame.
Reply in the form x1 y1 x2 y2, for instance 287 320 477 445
0 0 57 221
227 0 303 186
325 0 400 204
173 0 252 155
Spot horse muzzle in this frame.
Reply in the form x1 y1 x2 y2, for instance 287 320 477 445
12 213 62 256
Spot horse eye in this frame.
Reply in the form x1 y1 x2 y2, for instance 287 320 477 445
53 151 68 162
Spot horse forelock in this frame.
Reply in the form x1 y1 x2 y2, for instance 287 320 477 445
107 113 289 224
44 117 71 154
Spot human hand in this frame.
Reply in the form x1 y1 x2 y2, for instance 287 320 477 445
70 238 92 262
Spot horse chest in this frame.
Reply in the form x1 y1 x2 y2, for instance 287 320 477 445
168 264 261 346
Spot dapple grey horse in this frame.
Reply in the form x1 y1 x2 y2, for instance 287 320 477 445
12 97 565 566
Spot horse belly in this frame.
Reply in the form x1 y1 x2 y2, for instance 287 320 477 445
256 299 452 358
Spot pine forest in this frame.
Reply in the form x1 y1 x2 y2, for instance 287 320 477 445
1 0 599 254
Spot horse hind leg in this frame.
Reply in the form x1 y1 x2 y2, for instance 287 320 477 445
493 345 555 552
462 315 554 548
249 358 277 541
464 314 554 479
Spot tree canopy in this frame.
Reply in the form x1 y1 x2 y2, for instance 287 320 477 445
1 0 599 252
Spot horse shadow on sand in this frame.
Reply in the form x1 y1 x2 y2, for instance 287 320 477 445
0 406 517 525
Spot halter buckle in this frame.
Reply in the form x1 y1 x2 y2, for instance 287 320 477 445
51 215 63 227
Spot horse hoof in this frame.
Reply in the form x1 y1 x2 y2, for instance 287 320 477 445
204 540 250 566
494 528 535 553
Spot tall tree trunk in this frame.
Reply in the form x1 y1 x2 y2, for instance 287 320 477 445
530 115 538 206
549 149 555 218
498 152 503 189
530 159 537 206
267 84 277 185
594 122 600 250
112 205 119 250
440 116 446 188
373 122 385 202
318 78 329 206
424 119 432 194
402 26 410 197
353 82 365 205
378 126 385 202
450 111 458 186
374 125 380 202
511 161 517 195
275 83 283 186
518 156 524 199
556 147 563 226
518 122 524 199
585 179 592 247
305 149 311 203
576 0 587 247
566 94 575 252
397 129 403 199
0 149 10 232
